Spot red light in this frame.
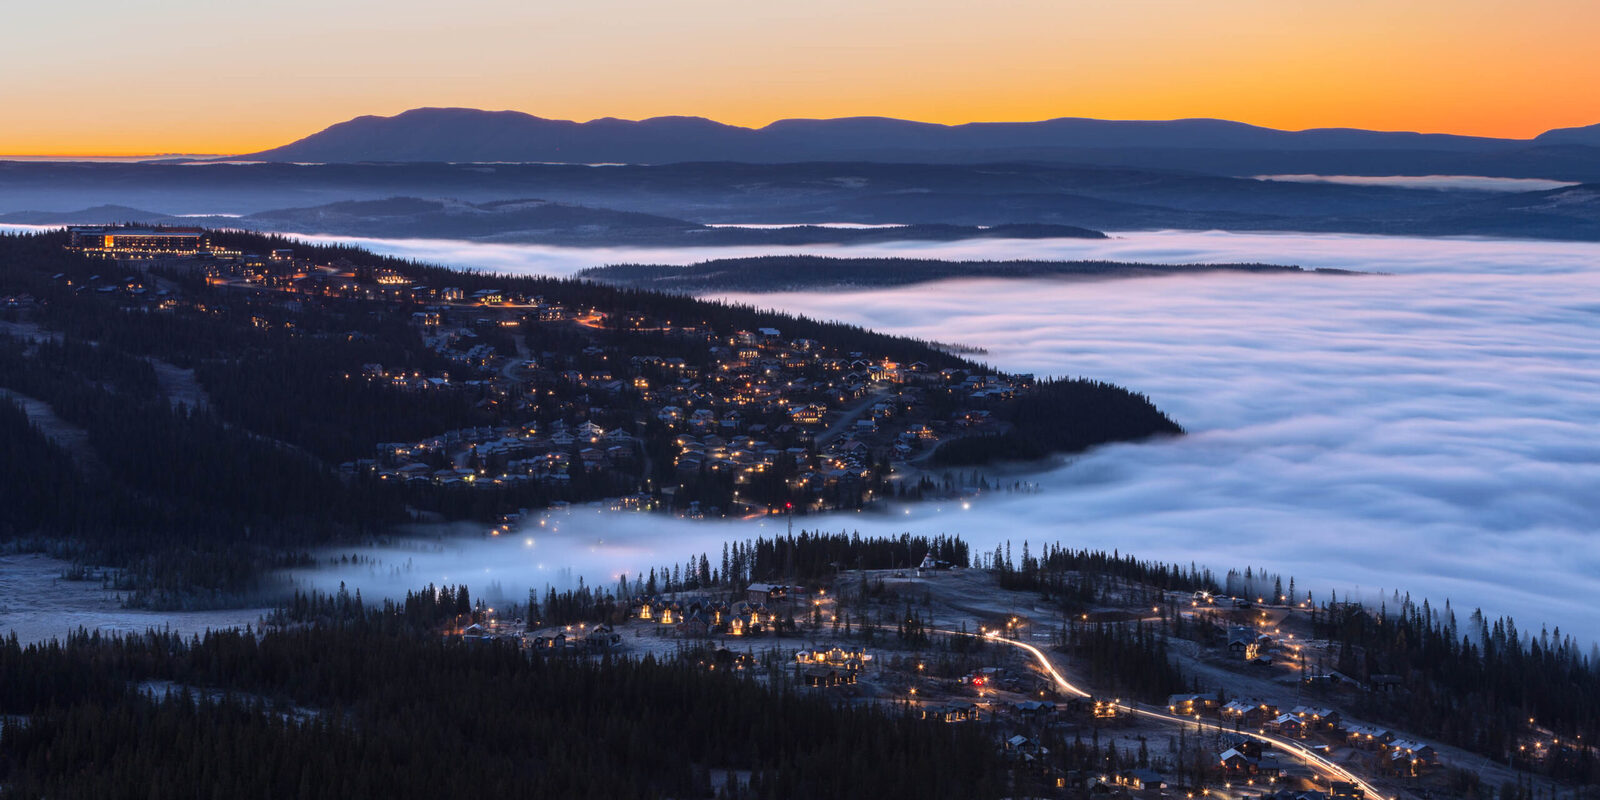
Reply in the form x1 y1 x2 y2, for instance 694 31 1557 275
785 502 792 510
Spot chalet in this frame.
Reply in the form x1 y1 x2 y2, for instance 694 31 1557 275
922 701 977 723
1166 694 1216 716
1012 700 1057 718
1221 699 1278 726
676 612 711 638
1219 743 1279 777
1289 706 1341 729
800 665 855 688
584 625 623 650
1220 748 1256 774
1345 724 1395 748
1116 769 1167 792
1330 782 1365 800
746 583 788 604
794 644 871 673
1005 735 1049 762
1388 739 1437 766
1228 626 1271 655
528 632 568 650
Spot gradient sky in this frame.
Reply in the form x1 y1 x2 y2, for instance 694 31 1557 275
3 0 1598 155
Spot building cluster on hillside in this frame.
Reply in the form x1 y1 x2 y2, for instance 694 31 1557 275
350 303 1026 511
362 420 645 489
63 225 1034 515
1166 693 1441 778
626 590 790 638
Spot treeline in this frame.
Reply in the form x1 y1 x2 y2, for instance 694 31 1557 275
0 595 1007 800
1313 595 1600 782
607 531 970 599
579 254 1309 293
717 531 971 587
1054 619 1190 704
992 541 1220 600
933 378 1183 465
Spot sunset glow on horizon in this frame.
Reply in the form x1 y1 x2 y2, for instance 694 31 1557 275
3 0 1598 155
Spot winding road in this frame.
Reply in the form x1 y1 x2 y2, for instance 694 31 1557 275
949 628 1391 800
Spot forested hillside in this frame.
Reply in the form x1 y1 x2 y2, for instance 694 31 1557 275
0 591 1007 800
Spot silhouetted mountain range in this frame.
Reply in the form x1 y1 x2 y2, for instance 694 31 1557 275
233 107 1600 182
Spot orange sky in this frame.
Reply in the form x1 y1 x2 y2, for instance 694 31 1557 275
3 0 1597 155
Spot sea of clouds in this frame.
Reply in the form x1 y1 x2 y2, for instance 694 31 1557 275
17 223 1586 642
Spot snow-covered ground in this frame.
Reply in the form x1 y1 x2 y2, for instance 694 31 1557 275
0 553 267 645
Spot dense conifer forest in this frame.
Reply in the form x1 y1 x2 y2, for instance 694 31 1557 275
933 379 1184 465
0 590 1007 800
579 254 1337 293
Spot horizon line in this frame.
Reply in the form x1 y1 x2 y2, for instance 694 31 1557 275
3 107 1594 158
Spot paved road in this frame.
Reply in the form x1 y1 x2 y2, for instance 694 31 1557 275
814 385 893 447
942 628 1391 800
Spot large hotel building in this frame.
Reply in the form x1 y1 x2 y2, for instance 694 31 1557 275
66 225 212 258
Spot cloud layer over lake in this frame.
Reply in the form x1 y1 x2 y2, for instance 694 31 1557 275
178 229 1600 642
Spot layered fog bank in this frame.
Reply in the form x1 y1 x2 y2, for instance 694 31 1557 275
287 230 1600 643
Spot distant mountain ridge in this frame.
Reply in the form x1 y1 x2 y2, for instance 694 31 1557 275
0 197 1105 246
235 108 1600 182
577 255 1362 293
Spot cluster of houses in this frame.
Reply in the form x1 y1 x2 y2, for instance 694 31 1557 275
628 593 785 638
199 246 567 314
41 271 172 305
357 420 642 487
1093 777 1365 800
1091 739 1318 797
1344 726 1439 774
1167 693 1440 776
1260 782 1369 800
921 691 1112 727
793 643 873 688
87 229 1042 514
337 304 1029 511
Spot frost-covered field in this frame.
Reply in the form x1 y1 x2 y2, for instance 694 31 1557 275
0 554 266 645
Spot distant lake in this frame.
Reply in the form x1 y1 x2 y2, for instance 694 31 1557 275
271 229 1600 644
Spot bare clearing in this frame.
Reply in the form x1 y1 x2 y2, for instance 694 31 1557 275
0 553 268 645
147 357 211 410
0 388 102 471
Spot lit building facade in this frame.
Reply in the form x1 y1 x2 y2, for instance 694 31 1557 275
67 226 211 258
